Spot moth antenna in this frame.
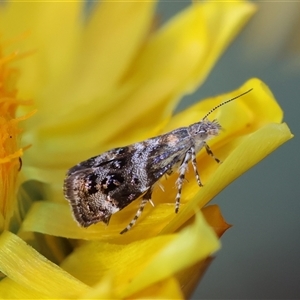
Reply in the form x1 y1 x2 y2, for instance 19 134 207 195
202 88 253 120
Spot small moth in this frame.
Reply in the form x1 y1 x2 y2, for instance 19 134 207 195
64 89 252 234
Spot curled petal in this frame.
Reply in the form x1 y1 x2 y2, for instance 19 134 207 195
0 231 90 298
60 212 220 298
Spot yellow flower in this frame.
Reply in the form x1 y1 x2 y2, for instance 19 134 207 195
0 1 293 299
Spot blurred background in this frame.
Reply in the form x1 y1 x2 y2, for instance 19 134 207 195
157 1 300 299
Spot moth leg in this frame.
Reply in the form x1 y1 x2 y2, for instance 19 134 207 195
204 142 221 163
120 189 152 234
148 199 155 207
175 150 192 213
191 146 203 187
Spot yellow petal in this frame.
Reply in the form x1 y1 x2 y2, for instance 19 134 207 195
21 200 175 242
202 205 232 238
128 276 184 299
0 231 90 298
0 2 83 99
0 277 49 299
175 257 214 299
164 78 283 133
121 212 219 298
60 211 220 298
174 205 231 297
63 1 157 112
78 275 115 299
80 274 184 299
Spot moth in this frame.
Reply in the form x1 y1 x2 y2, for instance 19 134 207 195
64 89 252 234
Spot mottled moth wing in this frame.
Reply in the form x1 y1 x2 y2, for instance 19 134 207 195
141 128 193 179
64 128 193 228
64 147 146 227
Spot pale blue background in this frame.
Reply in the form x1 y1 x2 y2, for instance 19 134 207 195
157 1 300 299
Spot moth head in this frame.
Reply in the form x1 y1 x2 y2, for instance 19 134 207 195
189 88 253 142
189 119 222 141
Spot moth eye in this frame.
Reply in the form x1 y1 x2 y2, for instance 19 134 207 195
101 174 124 193
198 129 208 138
